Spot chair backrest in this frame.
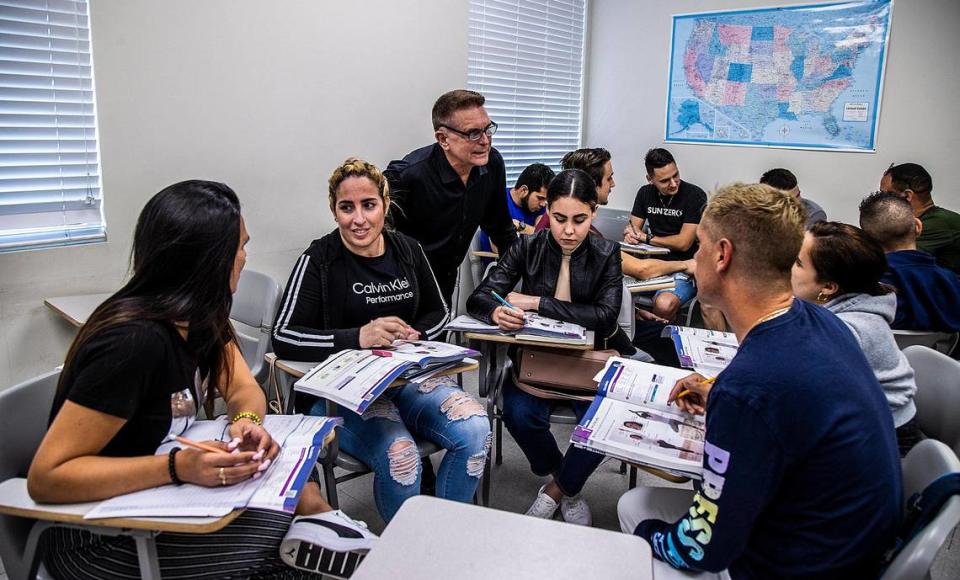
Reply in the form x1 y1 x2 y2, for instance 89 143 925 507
231 269 282 385
0 369 61 580
893 330 958 355
904 345 960 456
618 279 634 338
467 229 487 289
592 207 631 241
880 439 960 580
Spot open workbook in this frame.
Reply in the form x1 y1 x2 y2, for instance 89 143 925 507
664 325 739 377
625 274 676 292
444 313 589 345
85 414 339 519
619 241 670 255
571 357 705 479
294 340 479 414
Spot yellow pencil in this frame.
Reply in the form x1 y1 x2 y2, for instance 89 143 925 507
674 376 717 401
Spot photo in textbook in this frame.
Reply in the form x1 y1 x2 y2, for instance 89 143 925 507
572 357 705 478
664 325 739 377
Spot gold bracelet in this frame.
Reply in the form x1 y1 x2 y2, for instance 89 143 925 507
231 411 263 425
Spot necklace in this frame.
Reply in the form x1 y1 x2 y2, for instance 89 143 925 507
755 298 794 325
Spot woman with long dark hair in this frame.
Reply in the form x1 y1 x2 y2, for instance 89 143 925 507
28 180 374 579
467 168 624 526
791 221 921 455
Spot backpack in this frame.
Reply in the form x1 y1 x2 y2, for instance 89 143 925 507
882 472 960 567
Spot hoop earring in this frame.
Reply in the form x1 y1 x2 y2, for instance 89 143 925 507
816 290 827 303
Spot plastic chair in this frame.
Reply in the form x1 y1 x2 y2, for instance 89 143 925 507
0 369 59 580
893 330 958 356
315 398 455 509
904 345 960 456
231 269 282 386
880 439 960 580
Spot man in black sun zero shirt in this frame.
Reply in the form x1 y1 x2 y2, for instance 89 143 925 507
625 148 707 322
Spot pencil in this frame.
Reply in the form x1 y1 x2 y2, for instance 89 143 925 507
674 376 717 400
175 436 230 455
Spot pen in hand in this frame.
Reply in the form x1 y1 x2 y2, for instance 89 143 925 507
491 291 518 310
175 436 231 455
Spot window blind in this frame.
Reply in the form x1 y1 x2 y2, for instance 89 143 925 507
0 0 105 253
468 0 586 184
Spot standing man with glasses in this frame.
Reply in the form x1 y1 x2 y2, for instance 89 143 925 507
385 89 518 305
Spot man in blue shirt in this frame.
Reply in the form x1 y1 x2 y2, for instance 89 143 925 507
859 191 960 332
618 183 901 579
478 163 555 254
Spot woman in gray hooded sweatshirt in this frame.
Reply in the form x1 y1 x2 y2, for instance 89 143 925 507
791 221 921 456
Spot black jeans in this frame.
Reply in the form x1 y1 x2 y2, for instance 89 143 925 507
502 379 604 497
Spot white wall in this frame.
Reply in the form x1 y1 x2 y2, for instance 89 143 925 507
0 0 468 387
584 0 960 224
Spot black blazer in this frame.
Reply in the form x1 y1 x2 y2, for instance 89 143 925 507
466 230 624 349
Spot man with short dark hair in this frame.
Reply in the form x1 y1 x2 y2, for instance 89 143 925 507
385 89 518 303
759 167 826 228
618 183 901 578
625 148 707 322
859 191 960 332
478 162 555 254
880 162 960 274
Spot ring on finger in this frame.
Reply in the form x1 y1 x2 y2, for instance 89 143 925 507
219 467 226 486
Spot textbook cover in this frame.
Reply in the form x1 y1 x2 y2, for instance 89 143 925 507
572 358 705 479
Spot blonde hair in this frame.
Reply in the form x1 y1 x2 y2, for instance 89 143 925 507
701 182 806 281
327 157 390 212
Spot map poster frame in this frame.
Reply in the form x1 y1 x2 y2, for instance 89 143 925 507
664 0 893 152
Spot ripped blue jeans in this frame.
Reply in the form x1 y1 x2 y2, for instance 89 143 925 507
311 378 490 522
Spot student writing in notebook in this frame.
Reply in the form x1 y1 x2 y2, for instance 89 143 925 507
535 148 695 290
468 169 639 526
272 158 490 522
27 181 374 579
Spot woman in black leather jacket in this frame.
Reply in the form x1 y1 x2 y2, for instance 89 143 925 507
466 169 621 526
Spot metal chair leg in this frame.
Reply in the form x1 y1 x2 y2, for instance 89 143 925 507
495 416 503 466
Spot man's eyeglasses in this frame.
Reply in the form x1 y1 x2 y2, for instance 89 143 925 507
439 121 498 142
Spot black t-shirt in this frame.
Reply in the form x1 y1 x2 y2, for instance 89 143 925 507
50 320 203 457
630 180 707 260
340 243 417 328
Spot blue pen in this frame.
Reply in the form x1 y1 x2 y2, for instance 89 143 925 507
491 291 517 310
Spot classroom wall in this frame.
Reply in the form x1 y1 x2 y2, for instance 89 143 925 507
584 0 960 224
0 0 468 387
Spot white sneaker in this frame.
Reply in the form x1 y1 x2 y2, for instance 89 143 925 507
525 485 559 519
280 510 378 578
560 493 593 526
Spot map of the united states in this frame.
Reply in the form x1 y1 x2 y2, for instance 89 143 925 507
665 2 891 151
